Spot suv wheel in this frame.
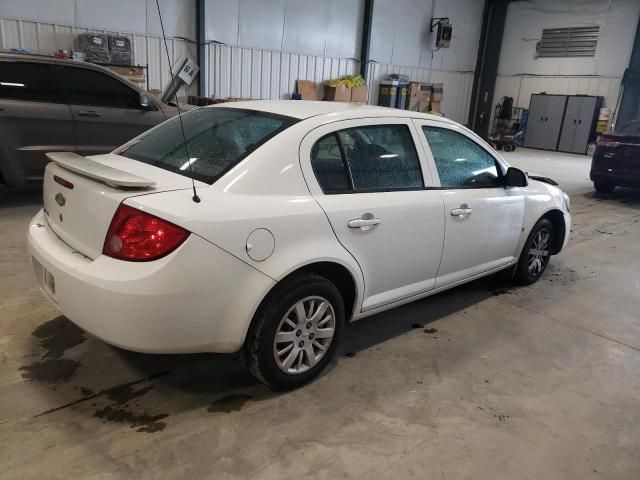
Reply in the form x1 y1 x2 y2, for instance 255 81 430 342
245 272 344 390
594 181 615 193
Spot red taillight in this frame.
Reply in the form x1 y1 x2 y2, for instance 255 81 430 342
103 204 189 261
597 135 621 148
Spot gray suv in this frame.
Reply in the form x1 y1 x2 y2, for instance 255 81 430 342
0 53 181 189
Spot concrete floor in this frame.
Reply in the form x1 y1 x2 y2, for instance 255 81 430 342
1 148 639 479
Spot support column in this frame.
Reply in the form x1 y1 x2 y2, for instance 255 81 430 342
196 0 206 97
360 0 374 81
615 15 640 129
468 0 509 137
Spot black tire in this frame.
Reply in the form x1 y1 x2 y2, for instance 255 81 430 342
594 181 615 193
514 218 554 286
503 144 514 152
244 272 345 391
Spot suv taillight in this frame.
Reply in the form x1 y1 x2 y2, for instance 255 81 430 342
597 135 621 148
103 204 189 261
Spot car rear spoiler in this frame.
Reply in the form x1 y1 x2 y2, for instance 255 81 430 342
46 152 156 189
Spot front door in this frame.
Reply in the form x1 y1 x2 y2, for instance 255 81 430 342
414 120 525 287
300 118 445 311
55 65 166 156
0 60 75 187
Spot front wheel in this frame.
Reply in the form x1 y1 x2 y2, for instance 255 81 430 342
244 272 344 391
514 218 554 285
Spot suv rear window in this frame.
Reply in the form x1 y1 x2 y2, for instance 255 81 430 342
116 107 298 184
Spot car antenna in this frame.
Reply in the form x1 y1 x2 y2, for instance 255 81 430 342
155 0 201 203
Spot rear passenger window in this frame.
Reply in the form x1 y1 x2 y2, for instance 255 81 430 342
0 62 59 103
310 124 423 193
311 133 351 193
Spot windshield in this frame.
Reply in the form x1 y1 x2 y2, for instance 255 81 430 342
115 107 298 184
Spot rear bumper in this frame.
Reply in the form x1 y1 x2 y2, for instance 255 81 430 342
28 209 274 353
590 170 640 187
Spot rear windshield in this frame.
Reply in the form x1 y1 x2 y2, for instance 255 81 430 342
115 107 298 184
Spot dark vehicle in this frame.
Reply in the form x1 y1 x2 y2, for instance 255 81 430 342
0 53 184 190
591 120 640 193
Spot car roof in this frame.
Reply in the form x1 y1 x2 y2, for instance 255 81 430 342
211 100 456 124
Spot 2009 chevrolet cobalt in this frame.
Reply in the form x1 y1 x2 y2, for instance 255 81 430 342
28 101 571 390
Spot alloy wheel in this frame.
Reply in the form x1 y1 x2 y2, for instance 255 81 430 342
273 296 336 374
527 227 551 276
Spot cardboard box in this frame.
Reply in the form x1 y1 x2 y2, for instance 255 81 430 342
429 101 442 114
431 83 443 102
596 120 608 133
297 80 318 100
407 82 431 113
324 84 351 102
350 85 369 103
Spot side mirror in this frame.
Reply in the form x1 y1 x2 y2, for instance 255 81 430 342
139 93 158 111
504 167 528 188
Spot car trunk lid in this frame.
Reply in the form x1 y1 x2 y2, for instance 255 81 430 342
43 152 202 259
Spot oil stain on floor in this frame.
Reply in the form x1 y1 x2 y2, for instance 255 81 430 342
92 379 171 433
19 316 86 383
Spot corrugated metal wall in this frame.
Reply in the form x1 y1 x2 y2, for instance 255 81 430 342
206 43 359 100
0 16 197 95
367 63 475 124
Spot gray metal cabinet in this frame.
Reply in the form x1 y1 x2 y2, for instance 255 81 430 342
524 94 568 150
558 95 603 154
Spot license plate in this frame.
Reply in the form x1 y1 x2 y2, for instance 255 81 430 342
44 269 56 296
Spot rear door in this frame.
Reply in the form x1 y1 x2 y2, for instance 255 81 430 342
415 120 525 287
300 118 445 311
56 65 166 155
0 60 75 187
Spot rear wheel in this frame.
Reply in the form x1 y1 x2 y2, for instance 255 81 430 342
514 218 554 285
503 143 514 152
245 272 344 391
594 181 615 193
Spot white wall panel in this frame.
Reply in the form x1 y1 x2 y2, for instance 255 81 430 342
499 0 639 77
76 0 147 34
147 0 196 40
205 0 363 59
369 0 484 71
206 43 358 100
204 0 240 45
0 0 75 26
326 0 363 59
366 62 474 124
238 0 285 51
282 0 329 57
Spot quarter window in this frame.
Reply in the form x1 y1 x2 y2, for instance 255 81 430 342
311 133 351 193
0 62 59 103
422 127 502 188
311 124 423 193
58 66 141 109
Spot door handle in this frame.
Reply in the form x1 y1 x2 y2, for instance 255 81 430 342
78 110 101 117
451 205 473 217
0 106 5 111
348 217 380 231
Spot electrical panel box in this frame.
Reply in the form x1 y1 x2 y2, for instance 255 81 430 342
436 22 452 48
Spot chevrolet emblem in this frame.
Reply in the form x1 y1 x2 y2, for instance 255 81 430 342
55 192 66 207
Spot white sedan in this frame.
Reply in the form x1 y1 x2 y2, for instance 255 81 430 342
28 101 571 390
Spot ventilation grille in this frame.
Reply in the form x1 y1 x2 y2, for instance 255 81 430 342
538 26 600 58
